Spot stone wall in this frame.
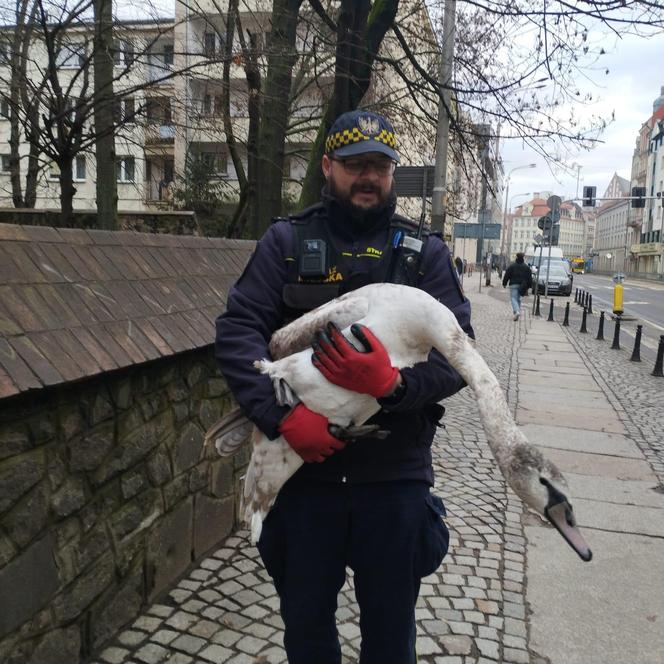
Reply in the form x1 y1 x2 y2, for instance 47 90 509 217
0 348 247 663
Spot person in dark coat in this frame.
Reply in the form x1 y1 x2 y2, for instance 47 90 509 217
454 255 463 278
502 252 532 320
215 109 474 664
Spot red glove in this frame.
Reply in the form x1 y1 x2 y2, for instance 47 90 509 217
279 403 346 463
311 323 399 398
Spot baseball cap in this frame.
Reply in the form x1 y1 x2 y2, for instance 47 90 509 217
324 110 399 162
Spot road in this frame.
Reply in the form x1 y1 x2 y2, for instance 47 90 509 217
568 272 664 364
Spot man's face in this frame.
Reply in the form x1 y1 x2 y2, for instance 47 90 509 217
322 152 395 211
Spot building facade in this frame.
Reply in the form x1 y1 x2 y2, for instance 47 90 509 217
628 87 664 275
0 2 443 223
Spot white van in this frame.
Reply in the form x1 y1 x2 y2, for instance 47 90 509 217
524 245 564 264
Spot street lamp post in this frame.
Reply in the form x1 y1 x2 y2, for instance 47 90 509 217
572 163 582 199
500 163 536 263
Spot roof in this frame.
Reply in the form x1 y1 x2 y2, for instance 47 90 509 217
0 224 254 401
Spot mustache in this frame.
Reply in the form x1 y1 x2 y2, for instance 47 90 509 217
350 182 381 195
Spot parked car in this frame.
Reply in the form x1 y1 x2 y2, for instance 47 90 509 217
536 265 573 296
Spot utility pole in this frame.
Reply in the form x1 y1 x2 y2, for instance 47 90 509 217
431 0 456 233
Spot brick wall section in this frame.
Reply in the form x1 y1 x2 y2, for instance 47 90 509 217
0 225 257 663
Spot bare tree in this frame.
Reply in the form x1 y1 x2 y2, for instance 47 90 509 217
92 0 118 229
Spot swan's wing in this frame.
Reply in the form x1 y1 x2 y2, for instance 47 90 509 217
269 292 370 359
205 406 253 457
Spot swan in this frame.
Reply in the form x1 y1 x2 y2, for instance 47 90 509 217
208 283 592 562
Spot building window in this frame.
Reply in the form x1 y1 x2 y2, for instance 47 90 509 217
1 154 10 172
0 97 9 119
204 32 217 58
112 39 135 67
163 44 174 66
113 97 135 123
56 43 86 68
202 94 212 116
117 156 135 183
74 155 86 181
0 40 10 64
199 151 227 176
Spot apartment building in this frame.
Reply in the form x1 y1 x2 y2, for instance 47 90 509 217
0 1 443 223
628 86 664 275
0 18 177 211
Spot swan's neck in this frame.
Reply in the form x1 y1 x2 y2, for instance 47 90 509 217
427 311 525 475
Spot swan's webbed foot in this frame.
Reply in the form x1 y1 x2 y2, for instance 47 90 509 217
329 424 390 441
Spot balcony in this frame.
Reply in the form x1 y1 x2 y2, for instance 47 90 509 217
145 124 175 145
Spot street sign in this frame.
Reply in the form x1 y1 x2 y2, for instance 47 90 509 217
533 233 543 244
393 166 435 197
453 223 501 240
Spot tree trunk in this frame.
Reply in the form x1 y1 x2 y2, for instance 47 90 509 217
254 0 305 236
8 0 38 207
59 160 76 225
92 0 118 229
298 0 399 208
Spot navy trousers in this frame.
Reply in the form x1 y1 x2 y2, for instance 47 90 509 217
257 479 449 664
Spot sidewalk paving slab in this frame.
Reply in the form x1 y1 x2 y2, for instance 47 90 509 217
520 423 644 458
527 528 664 664
537 447 654 481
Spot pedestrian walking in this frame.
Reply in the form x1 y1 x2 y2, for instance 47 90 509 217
502 251 532 321
215 109 474 664
454 255 463 278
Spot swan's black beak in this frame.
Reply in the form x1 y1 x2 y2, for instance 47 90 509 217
541 478 593 562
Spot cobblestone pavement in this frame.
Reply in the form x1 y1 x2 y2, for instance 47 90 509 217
89 290 548 664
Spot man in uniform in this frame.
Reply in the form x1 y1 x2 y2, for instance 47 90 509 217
215 110 474 664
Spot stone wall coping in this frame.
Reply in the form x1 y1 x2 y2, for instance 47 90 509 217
0 223 255 400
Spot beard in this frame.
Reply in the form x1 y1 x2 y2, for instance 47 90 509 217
327 176 394 227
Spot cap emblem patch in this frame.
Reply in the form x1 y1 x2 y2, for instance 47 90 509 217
357 115 380 136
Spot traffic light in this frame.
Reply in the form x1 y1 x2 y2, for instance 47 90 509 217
543 224 560 246
631 186 646 208
537 216 552 231
582 186 596 207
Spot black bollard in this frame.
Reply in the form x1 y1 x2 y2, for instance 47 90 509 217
563 301 570 327
587 293 593 315
580 307 588 333
630 325 643 362
547 299 554 321
574 288 579 304
584 290 590 308
611 317 621 349
653 336 664 377
535 295 541 317
596 311 605 341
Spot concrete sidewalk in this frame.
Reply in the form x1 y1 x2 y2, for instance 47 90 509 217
519 316 664 664
89 287 664 664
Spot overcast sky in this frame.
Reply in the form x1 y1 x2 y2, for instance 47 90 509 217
501 31 664 208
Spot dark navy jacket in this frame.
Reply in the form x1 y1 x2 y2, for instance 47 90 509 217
215 196 474 486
